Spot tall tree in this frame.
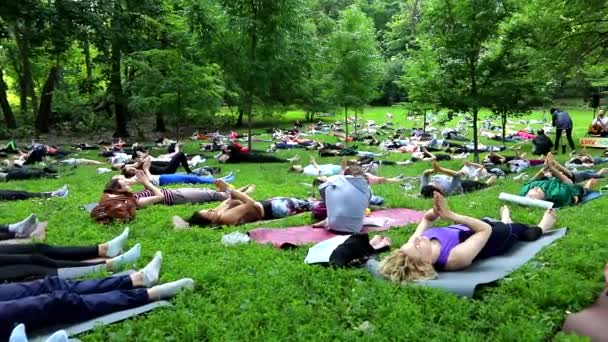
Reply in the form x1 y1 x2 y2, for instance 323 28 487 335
0 67 16 128
324 5 384 141
218 0 310 150
405 0 515 162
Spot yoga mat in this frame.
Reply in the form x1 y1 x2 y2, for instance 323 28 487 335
83 203 97 213
562 289 608 341
0 222 47 245
555 191 603 210
249 208 423 248
580 191 602 204
367 228 567 298
30 301 172 342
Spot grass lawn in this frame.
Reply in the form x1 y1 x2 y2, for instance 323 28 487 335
1 106 606 341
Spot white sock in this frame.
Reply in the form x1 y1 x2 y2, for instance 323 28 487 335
141 251 163 287
50 185 69 198
149 278 194 300
8 323 28 342
105 228 129 258
44 330 68 342
8 214 38 237
110 243 141 269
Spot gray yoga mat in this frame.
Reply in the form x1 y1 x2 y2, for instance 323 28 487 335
82 203 98 213
30 300 172 342
367 228 568 298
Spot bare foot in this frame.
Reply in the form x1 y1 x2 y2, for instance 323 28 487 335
587 178 600 189
537 209 557 232
486 175 497 186
369 235 383 246
598 168 608 176
369 235 391 250
500 205 513 223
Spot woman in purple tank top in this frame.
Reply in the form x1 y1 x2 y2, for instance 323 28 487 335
379 193 557 283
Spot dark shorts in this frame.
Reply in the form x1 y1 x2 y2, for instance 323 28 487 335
461 180 488 193
477 220 542 260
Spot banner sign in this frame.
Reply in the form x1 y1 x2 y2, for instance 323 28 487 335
579 137 608 148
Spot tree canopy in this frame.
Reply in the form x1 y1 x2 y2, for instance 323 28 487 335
0 0 605 141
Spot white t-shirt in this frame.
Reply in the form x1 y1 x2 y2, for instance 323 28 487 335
302 164 342 176
508 159 530 173
460 165 488 179
592 117 608 127
149 175 161 186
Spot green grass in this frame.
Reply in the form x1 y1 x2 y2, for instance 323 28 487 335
1 106 606 341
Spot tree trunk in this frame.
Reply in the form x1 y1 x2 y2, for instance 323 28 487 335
236 108 244 126
354 108 358 136
0 68 17 129
155 112 166 132
82 36 93 95
35 65 59 133
110 39 128 137
15 27 37 116
247 105 252 151
472 108 479 163
501 113 507 148
423 109 427 132
175 88 181 141
344 106 349 144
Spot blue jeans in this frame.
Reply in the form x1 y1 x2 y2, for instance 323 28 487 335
159 173 235 186
0 275 148 338
159 174 214 186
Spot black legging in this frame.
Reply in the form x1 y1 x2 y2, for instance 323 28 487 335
0 244 102 282
555 128 575 151
0 227 14 241
227 152 289 163
148 152 193 174
23 148 47 165
1 167 55 181
0 190 50 201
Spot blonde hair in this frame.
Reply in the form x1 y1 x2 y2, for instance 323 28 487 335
379 250 438 283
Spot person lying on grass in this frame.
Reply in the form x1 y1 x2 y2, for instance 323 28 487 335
91 171 232 224
0 185 68 202
100 170 230 209
290 157 404 184
566 149 608 168
519 153 603 207
0 251 193 340
184 180 313 227
420 161 497 198
0 166 58 182
114 157 235 187
0 227 144 282
113 150 196 175
379 192 557 282
546 152 608 183
217 143 300 164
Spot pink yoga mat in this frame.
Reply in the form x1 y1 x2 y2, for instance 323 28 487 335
248 208 423 248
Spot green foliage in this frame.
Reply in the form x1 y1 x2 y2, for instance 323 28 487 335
125 49 224 130
324 6 384 113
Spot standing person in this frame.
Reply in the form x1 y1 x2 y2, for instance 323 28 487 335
551 108 575 153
